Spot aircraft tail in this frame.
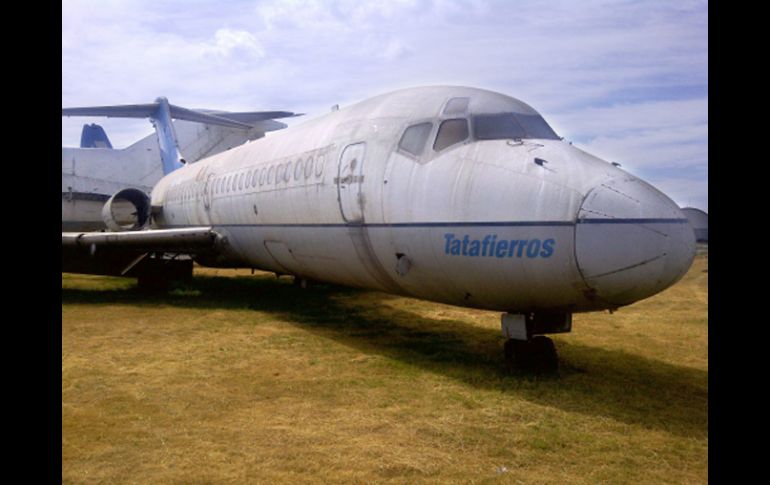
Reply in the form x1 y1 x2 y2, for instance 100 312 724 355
80 123 113 148
63 97 298 176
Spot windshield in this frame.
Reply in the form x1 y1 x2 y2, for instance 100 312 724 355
472 112 559 141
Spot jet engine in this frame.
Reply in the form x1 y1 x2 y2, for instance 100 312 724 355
101 188 151 231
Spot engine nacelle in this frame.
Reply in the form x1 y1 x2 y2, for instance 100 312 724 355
101 188 151 231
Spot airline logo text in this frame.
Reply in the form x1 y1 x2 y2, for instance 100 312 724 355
443 233 555 258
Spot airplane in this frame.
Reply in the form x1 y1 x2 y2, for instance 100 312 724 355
62 86 696 371
62 97 298 231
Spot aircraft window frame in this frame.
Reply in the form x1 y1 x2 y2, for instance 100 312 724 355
259 167 266 186
246 170 253 188
284 163 292 183
398 121 433 158
304 157 313 179
267 165 275 184
251 169 258 188
276 164 285 184
433 118 469 152
294 159 303 180
471 112 560 141
237 173 243 191
442 97 470 115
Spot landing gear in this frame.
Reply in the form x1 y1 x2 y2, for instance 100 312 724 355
501 312 571 373
503 336 558 373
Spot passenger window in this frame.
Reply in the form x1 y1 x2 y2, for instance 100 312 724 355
398 122 432 157
294 159 302 180
433 119 469 151
276 164 285 184
251 169 258 187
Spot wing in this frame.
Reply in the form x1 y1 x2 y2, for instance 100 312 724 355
62 227 223 252
62 227 226 279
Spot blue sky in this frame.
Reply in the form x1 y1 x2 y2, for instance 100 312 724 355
62 0 708 211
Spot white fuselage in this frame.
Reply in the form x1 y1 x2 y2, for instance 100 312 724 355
62 120 271 231
152 87 695 313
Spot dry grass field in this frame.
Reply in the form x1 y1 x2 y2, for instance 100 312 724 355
62 253 707 484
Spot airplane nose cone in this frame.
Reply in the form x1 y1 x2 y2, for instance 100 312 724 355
574 176 695 307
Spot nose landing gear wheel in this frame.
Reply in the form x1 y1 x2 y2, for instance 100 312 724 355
504 336 558 373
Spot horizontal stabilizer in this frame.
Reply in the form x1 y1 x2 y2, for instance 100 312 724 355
63 102 251 129
63 101 300 129
196 110 301 124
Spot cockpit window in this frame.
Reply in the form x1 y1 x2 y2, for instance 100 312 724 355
398 122 432 157
515 113 560 139
443 97 469 115
433 118 469 151
472 112 559 140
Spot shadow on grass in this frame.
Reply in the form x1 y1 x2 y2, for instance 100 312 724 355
62 274 707 439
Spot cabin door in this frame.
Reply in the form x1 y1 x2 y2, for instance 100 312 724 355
336 142 366 223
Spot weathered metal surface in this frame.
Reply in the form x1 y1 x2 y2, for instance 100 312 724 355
574 176 695 306
101 188 151 231
97 85 693 313
62 227 220 252
62 110 291 231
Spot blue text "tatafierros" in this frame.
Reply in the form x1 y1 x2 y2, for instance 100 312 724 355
443 234 555 258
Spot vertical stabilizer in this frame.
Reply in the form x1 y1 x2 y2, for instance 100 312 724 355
80 123 113 148
150 97 187 175
63 99 297 176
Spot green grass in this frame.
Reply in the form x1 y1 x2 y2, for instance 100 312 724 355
62 255 708 484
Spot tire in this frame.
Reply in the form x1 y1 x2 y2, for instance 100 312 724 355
530 336 558 374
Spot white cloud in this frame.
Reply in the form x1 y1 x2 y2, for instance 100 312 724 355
62 0 707 210
553 99 708 139
200 28 265 60
380 39 412 61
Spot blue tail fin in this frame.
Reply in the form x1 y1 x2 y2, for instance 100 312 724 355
80 123 113 148
150 97 186 175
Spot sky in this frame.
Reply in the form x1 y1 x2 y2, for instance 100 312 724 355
62 0 708 211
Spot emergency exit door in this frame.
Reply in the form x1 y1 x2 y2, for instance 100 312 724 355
336 142 366 223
